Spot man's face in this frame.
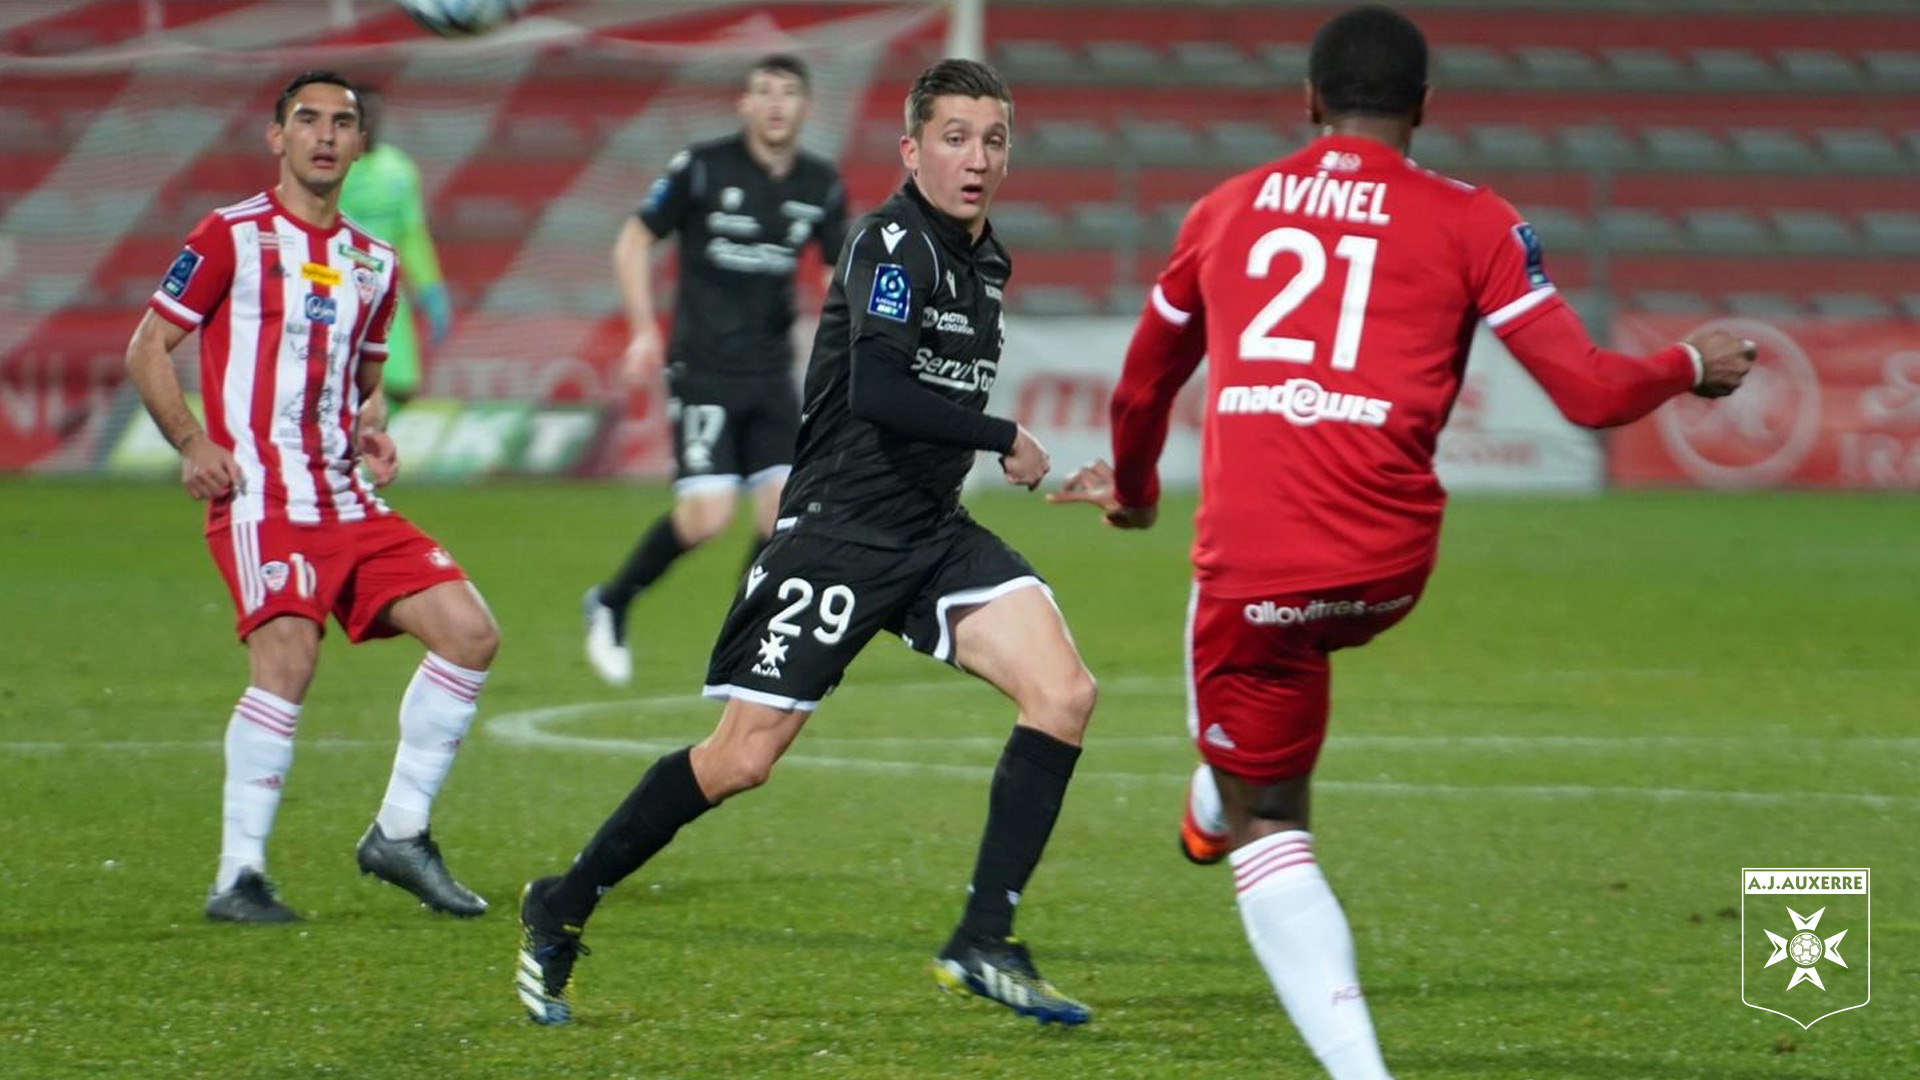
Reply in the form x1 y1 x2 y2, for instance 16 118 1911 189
740 69 808 149
269 82 362 193
900 95 1010 234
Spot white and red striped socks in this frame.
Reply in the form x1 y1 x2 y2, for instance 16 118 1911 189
216 687 301 891
1230 830 1393 1080
375 652 487 840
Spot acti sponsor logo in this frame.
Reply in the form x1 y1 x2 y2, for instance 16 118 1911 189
1243 594 1413 626
1218 378 1392 427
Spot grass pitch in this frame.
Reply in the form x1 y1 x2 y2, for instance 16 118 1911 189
1 477 1914 1079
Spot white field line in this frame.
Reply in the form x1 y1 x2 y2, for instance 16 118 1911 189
6 677 1914 809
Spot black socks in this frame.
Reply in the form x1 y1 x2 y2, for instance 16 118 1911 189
957 726 1082 941
545 747 713 923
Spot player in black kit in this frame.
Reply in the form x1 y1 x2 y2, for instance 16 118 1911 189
584 53 849 686
519 60 1097 1030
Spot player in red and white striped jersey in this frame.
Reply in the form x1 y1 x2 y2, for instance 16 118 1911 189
1050 8 1754 1078
126 71 499 924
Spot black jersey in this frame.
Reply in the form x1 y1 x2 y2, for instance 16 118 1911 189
780 180 1014 546
638 133 848 377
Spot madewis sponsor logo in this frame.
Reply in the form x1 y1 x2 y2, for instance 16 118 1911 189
1218 378 1392 427
1741 867 1870 1029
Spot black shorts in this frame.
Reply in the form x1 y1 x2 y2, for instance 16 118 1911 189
666 368 800 494
702 516 1047 711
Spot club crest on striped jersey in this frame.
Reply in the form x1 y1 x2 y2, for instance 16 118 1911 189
353 267 378 306
260 560 290 593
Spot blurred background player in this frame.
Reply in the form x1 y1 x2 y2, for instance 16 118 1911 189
517 59 1095 1030
125 70 500 923
338 85 453 407
1050 7 1754 1078
583 53 849 686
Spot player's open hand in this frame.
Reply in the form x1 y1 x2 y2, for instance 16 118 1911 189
1687 330 1758 399
180 431 240 502
1048 458 1121 511
621 322 667 386
358 429 400 487
1047 458 1158 529
1001 425 1051 490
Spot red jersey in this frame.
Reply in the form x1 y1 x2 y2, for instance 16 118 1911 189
1112 135 1698 596
149 190 401 529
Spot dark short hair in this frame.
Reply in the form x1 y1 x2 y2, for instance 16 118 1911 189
274 69 359 124
1308 5 1428 119
749 53 810 92
903 58 1012 137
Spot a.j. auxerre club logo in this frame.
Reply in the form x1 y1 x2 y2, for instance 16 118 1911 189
1742 868 1870 1029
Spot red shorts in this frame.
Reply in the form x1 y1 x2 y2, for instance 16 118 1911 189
1185 564 1431 783
206 513 468 643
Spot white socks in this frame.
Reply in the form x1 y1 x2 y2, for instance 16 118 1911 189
375 653 487 840
1231 830 1392 1080
216 688 300 891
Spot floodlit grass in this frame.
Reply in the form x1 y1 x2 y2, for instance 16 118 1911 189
2 477 1914 1078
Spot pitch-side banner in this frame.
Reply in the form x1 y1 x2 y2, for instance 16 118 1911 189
975 318 1601 493
1610 317 1920 489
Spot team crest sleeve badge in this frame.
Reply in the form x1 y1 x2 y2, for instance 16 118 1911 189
1741 867 1870 1028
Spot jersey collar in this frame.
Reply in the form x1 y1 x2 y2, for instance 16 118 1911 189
900 178 994 254
1302 133 1409 170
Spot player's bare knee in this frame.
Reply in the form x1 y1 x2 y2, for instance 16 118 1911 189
674 497 735 546
1023 666 1097 741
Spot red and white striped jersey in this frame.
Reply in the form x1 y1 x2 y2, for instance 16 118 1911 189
149 189 401 528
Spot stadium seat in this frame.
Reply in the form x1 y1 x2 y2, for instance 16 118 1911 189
1644 127 1728 169
1559 124 1637 168
994 40 1081 82
1899 294 1920 321
1769 209 1855 253
1682 209 1771 252
1858 211 1920 253
1515 46 1602 87
1599 208 1682 252
1815 129 1904 170
1434 45 1515 86
1600 47 1688 86
1026 119 1115 163
1206 120 1286 165
1255 42 1310 82
1863 49 1920 88
1726 292 1805 318
1066 203 1145 248
1810 292 1893 319
1168 41 1260 86
1122 121 1207 165
1689 47 1773 87
1777 49 1864 89
986 201 1066 248
1729 128 1814 170
1085 40 1165 81
1467 124 1555 167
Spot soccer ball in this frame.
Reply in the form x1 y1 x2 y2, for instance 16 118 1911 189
1789 931 1823 966
394 0 529 37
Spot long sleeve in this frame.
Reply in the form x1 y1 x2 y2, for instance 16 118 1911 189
1112 290 1208 508
1498 302 1697 429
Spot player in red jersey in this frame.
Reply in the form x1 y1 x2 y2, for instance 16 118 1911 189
1051 7 1754 1077
125 71 500 923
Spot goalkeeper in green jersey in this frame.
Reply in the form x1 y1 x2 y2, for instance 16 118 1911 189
339 87 451 404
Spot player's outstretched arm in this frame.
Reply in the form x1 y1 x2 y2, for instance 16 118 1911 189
1108 291 1206 515
1499 303 1753 428
125 309 238 501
